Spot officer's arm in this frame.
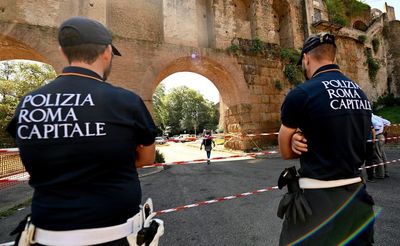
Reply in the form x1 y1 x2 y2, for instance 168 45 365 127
136 143 156 168
372 128 376 142
278 124 300 160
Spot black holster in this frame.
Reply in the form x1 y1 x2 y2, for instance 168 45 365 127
277 166 312 224
136 220 160 246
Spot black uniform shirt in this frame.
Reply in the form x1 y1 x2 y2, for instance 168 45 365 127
281 64 372 180
7 66 157 230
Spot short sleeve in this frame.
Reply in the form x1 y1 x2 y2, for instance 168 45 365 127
280 87 308 129
133 97 157 146
6 114 17 139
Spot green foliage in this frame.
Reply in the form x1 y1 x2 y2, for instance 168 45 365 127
323 0 369 26
152 84 169 133
375 106 400 124
331 15 348 26
280 48 304 86
358 35 367 44
346 0 370 17
365 50 380 81
228 43 240 55
155 149 165 164
152 86 219 135
279 48 301 64
374 93 400 108
323 0 347 26
284 64 304 86
372 38 380 53
0 61 56 148
250 37 264 54
274 80 283 91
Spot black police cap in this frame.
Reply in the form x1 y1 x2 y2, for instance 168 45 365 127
297 33 336 65
58 16 121 56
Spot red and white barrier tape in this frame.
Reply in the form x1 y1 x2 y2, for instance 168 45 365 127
1 155 399 184
0 151 279 183
155 186 279 215
360 159 400 170
143 151 278 169
0 172 29 183
0 148 19 153
367 136 400 142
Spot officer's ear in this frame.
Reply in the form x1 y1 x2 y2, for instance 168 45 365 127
303 53 310 66
59 46 71 65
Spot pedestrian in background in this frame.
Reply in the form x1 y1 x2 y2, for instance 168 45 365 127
200 131 216 165
372 113 391 179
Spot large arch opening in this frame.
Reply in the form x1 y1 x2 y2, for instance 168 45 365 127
0 34 58 148
146 55 251 137
153 72 220 137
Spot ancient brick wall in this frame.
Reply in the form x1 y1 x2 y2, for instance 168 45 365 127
384 20 400 96
0 0 398 150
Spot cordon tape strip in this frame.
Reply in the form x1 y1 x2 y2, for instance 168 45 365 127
155 186 279 215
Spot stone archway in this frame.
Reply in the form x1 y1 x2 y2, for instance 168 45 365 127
145 55 252 138
0 22 65 72
0 35 48 63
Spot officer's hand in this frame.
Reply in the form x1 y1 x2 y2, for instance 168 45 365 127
291 132 308 155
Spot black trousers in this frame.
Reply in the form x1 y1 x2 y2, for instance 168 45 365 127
279 183 375 246
365 142 374 180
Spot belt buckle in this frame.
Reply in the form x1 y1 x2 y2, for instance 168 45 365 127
24 217 36 244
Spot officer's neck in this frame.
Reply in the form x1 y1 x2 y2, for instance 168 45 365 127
69 60 105 79
307 60 335 79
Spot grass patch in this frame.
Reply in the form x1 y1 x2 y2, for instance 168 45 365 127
375 106 400 123
214 138 225 145
0 198 31 219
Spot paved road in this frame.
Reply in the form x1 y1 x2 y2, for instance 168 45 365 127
156 141 248 163
1 147 399 245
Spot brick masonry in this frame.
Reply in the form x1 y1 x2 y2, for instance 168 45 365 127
0 0 399 149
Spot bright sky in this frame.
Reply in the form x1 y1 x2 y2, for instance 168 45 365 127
160 72 220 103
364 0 399 19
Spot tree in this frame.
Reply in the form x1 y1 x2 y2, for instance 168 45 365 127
152 84 169 134
152 85 219 135
0 61 56 147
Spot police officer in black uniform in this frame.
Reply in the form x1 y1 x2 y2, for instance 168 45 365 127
278 33 375 245
7 17 163 245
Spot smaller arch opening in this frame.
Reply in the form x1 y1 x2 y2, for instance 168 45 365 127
152 72 221 137
353 20 368 31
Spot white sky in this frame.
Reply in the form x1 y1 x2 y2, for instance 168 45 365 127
160 72 220 103
364 0 399 19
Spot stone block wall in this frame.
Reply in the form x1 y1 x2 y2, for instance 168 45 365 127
384 20 400 96
108 0 162 42
0 0 107 27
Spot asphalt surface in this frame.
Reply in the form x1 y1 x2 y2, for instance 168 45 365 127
0 149 399 245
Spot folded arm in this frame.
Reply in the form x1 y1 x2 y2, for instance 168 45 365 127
136 143 156 168
278 125 308 160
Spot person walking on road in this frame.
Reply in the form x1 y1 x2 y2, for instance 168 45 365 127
278 33 375 245
372 113 391 179
200 133 216 165
7 16 163 246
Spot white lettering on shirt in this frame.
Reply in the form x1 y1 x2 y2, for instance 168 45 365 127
321 79 370 111
16 93 107 139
